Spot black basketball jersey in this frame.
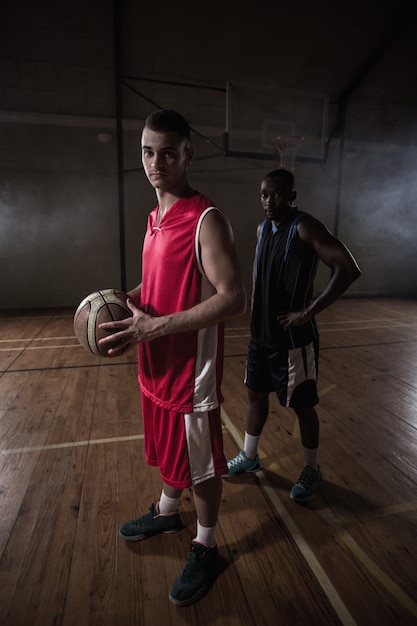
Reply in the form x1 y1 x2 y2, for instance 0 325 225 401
251 209 319 349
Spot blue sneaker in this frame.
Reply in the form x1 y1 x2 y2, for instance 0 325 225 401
169 541 219 606
290 465 321 503
224 450 260 477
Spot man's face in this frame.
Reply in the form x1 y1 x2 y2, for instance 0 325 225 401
141 127 193 193
260 176 295 222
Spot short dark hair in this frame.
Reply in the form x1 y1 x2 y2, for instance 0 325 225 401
263 168 295 189
144 109 191 141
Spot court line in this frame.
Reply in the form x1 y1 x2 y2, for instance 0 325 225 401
2 415 416 620
0 337 76 342
1 315 416 345
2 330 417 354
319 317 417 326
0 434 144 456
2 336 416 374
320 323 417 332
222 409 417 623
0 344 81 351
314 480 417 619
221 408 357 626
339 532 417 619
2 335 247 346
322 500 417 526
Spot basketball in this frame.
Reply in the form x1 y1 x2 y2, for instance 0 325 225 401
74 289 133 357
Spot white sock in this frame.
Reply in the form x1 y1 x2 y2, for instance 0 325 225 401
158 491 181 515
195 521 216 548
244 432 260 460
303 447 319 471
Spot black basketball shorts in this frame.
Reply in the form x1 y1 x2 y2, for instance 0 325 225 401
244 338 319 409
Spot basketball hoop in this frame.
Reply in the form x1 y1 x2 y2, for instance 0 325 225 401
273 135 304 171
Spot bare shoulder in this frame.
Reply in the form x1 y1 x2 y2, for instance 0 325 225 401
297 213 334 243
199 208 234 245
296 212 360 276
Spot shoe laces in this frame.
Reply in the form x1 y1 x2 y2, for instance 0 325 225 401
132 504 156 529
296 465 316 489
228 452 247 468
180 544 207 581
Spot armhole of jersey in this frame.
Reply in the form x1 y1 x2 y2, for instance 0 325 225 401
195 206 220 276
284 211 308 261
254 220 268 267
259 220 268 240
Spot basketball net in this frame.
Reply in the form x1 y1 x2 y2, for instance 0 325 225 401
273 135 304 171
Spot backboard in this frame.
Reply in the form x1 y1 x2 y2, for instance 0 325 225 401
224 82 329 161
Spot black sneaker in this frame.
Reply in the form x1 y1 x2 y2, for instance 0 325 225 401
169 541 219 606
119 503 184 541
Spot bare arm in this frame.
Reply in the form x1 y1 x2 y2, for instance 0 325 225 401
278 215 361 329
162 209 247 331
127 283 141 303
99 210 246 353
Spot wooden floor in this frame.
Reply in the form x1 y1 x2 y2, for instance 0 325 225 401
1 298 417 626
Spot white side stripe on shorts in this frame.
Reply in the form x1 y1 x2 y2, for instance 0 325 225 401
286 343 317 407
184 412 215 485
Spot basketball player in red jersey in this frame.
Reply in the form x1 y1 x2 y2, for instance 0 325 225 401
99 110 246 606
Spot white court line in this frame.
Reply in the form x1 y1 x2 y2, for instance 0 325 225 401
338 532 417 619
1 317 417 352
1 416 356 625
0 337 76 342
225 322 417 338
320 322 417 332
221 407 357 626
319 316 417 326
0 434 144 456
2 412 415 621
225 327 250 331
0 344 81 352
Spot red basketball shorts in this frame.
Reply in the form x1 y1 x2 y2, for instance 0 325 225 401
141 394 227 489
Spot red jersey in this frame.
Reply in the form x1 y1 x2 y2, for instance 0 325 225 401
137 191 225 413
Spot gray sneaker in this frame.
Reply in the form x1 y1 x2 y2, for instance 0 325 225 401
119 502 184 541
290 465 321 503
224 450 260 477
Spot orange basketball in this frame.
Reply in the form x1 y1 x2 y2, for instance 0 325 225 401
74 289 132 357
